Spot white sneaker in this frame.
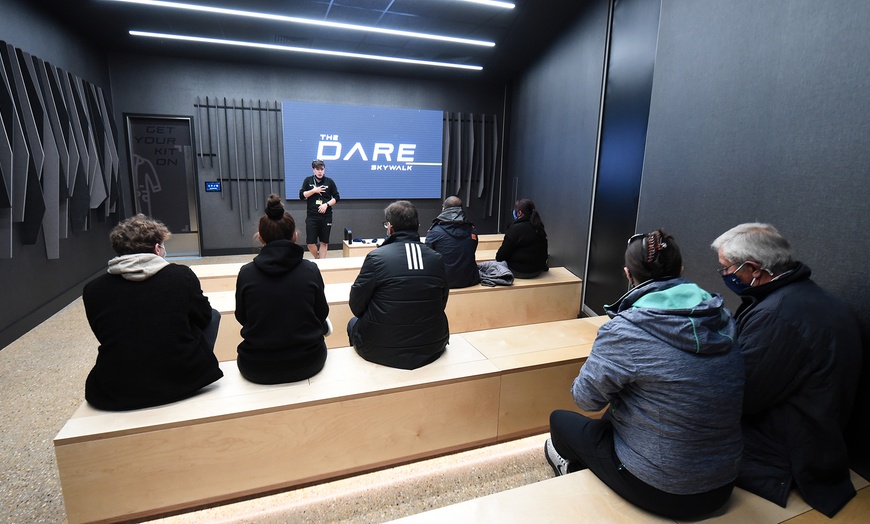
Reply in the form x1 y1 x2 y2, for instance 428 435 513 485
545 438 570 477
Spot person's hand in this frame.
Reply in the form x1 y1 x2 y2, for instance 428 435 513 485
315 185 328 194
318 203 329 214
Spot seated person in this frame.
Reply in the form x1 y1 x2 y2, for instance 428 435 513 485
234 194 330 384
545 229 744 519
347 200 449 370
712 223 862 517
496 198 548 278
83 214 223 411
426 195 481 288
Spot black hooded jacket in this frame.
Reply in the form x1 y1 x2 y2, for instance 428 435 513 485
349 230 449 369
234 240 329 384
426 206 481 289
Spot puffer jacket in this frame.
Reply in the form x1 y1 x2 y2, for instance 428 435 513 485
733 263 862 517
426 206 480 289
572 278 744 495
349 230 449 369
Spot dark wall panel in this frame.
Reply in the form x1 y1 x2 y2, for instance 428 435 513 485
639 0 870 330
0 0 116 351
506 0 610 280
108 53 509 253
584 0 661 314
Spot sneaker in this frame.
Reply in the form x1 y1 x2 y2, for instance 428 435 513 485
545 438 570 477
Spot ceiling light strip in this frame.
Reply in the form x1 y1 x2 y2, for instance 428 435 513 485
108 0 495 47
129 31 483 70
459 0 516 9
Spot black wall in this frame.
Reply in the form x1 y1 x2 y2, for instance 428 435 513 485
638 1 870 330
108 53 510 254
0 1 116 350
507 0 610 279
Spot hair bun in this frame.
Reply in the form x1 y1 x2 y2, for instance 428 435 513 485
265 194 285 220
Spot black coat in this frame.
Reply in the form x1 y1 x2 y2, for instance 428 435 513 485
235 240 329 384
495 217 548 275
734 263 862 517
83 263 223 410
426 207 481 289
349 230 449 369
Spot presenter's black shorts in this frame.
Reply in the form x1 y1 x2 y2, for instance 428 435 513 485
306 214 332 245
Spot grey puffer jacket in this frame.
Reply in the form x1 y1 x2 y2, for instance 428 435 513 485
572 278 744 495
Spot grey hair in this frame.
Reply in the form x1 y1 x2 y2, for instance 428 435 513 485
711 223 795 273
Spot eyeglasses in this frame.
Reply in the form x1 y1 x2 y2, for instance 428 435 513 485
716 261 746 276
383 221 390 229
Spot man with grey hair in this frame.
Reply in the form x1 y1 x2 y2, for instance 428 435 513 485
712 223 862 517
347 201 449 369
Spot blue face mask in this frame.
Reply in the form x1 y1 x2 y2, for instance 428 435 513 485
512 210 519 220
722 273 751 295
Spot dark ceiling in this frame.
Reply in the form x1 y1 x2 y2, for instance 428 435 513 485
34 0 591 82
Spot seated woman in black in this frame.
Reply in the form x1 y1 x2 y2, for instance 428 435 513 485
83 214 223 411
496 198 549 278
234 194 330 384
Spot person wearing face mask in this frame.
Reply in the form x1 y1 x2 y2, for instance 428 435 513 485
545 229 743 519
495 198 549 278
82 214 223 411
711 223 862 517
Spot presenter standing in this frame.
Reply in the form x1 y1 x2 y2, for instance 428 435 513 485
299 159 340 258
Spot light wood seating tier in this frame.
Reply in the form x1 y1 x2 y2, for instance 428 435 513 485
193 249 499 291
54 316 606 524
342 233 504 258
386 469 870 524
207 266 581 360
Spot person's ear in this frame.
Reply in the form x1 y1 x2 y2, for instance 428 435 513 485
623 267 633 284
255 232 265 245
154 243 162 255
292 230 298 243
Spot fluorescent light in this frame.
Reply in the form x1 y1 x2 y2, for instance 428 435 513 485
107 0 495 47
130 31 483 71
460 0 515 8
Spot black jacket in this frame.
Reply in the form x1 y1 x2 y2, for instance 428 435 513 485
426 207 481 289
495 217 548 275
349 230 449 369
235 240 329 384
83 263 223 410
734 263 862 517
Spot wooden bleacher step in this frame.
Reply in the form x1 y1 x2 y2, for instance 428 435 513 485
53 316 604 524
207 265 582 360
385 469 870 524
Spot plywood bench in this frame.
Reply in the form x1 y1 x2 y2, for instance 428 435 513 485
386 468 870 524
207 266 582 360
54 316 605 524
192 249 499 292
342 233 503 257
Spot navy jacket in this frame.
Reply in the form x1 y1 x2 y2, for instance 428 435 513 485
734 263 862 517
426 207 481 289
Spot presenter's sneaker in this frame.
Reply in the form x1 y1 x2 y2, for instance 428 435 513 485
545 438 570 477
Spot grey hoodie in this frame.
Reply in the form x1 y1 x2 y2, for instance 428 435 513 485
572 278 744 494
